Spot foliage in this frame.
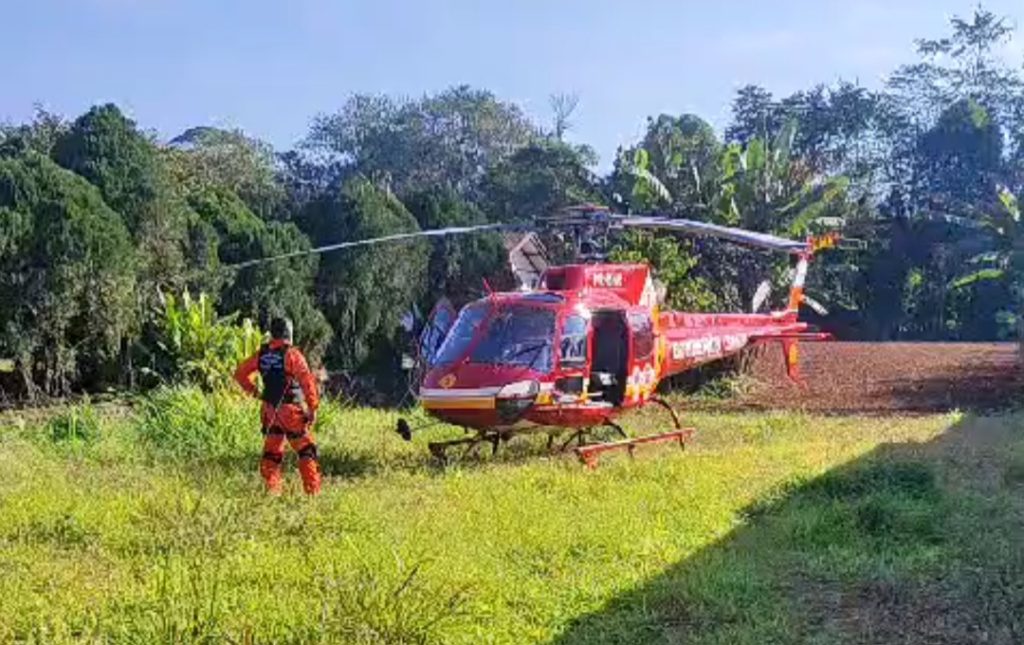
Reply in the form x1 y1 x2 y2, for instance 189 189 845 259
305 85 538 200
0 152 137 398
301 176 430 372
405 186 509 303
149 291 264 390
52 103 193 301
481 139 601 221
45 400 103 444
915 99 1004 211
0 106 69 158
166 126 285 220
135 385 259 459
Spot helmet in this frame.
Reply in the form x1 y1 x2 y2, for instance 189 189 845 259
269 317 294 343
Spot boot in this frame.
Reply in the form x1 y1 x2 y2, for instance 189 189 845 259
260 455 284 495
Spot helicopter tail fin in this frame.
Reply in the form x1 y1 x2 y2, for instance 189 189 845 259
783 232 853 320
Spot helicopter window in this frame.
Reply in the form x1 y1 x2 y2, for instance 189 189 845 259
559 315 588 367
419 304 454 364
470 305 556 373
629 312 654 360
432 304 487 365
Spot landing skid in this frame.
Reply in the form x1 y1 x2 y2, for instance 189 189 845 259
421 398 695 468
572 397 695 469
427 431 511 465
552 421 628 452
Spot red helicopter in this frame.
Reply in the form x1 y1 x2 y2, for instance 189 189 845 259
238 205 851 467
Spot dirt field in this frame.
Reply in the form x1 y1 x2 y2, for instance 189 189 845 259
730 342 1020 414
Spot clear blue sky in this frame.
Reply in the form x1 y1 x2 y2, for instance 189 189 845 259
4 0 1023 168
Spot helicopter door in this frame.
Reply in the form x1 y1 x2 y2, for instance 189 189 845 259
417 298 456 367
555 313 589 396
589 311 628 406
626 311 656 403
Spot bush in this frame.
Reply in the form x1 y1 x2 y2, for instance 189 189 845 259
135 386 257 460
149 290 264 390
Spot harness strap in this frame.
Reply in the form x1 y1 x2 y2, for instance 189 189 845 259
297 444 319 460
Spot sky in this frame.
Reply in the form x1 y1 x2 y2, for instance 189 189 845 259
4 0 1024 169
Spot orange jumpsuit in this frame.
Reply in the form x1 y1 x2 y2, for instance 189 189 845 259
234 339 322 495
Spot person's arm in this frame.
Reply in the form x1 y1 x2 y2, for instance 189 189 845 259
287 348 320 416
234 353 261 398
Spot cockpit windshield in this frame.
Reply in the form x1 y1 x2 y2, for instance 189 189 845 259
433 303 488 366
430 302 556 373
470 305 555 373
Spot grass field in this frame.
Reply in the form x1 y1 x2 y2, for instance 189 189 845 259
1 388 1023 643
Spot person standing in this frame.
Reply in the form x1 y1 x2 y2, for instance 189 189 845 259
234 317 321 495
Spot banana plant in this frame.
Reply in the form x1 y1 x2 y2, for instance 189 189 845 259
153 290 265 389
948 188 1024 344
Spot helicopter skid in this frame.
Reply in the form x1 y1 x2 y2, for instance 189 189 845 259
574 428 696 469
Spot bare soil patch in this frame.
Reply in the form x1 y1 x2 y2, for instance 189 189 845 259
729 342 1020 413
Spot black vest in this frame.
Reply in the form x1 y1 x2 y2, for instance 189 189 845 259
258 344 303 406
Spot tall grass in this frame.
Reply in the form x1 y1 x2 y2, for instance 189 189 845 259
135 386 257 460
1 392 1022 643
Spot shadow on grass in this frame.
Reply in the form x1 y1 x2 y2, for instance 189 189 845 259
550 413 1024 645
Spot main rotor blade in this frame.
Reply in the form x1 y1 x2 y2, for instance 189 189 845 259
619 216 808 254
230 223 513 269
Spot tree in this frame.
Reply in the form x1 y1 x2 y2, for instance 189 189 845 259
482 139 601 221
300 177 429 372
404 186 510 303
52 104 193 299
726 85 781 145
549 93 580 140
882 6 1024 204
0 153 137 397
221 221 334 364
166 126 285 220
305 86 538 200
915 99 1004 212
0 106 68 158
888 7 1021 126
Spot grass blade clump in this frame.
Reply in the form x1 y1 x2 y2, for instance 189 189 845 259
45 400 102 444
135 385 256 461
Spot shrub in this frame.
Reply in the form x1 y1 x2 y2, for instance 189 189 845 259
149 290 264 390
135 385 256 460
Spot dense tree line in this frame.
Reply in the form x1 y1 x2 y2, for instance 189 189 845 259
2 7 1023 400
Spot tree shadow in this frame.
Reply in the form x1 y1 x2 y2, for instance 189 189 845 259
550 413 1024 644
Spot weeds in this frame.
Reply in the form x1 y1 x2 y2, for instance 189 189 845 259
134 386 254 460
45 400 102 444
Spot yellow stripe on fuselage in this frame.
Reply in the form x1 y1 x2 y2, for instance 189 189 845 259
421 397 496 410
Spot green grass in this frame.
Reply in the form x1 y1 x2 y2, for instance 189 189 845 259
1 389 1022 643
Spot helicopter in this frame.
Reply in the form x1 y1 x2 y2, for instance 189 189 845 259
237 204 855 467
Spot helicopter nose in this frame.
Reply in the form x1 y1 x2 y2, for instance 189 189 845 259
418 377 543 427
